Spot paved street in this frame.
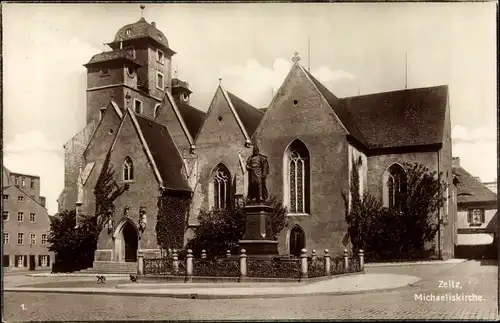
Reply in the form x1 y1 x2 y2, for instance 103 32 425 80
3 260 498 320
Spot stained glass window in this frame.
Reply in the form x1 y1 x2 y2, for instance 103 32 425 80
286 140 310 214
387 164 407 210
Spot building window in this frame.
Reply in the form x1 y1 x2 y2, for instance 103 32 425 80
156 72 164 90
30 213 36 223
101 68 110 76
134 99 143 114
30 179 35 189
383 163 407 210
125 46 135 58
21 178 26 187
17 233 24 245
18 196 24 202
30 233 36 245
468 208 485 226
41 234 48 245
39 255 49 267
213 164 231 210
15 177 19 185
126 28 131 36
3 194 8 200
123 157 134 181
17 212 24 222
3 211 9 221
16 255 24 267
3 232 9 244
156 49 164 64
154 104 161 118
3 255 9 267
284 139 310 214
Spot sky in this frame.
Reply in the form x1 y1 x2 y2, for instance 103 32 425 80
3 3 497 215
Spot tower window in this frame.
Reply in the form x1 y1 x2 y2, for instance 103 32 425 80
123 157 134 182
100 107 107 120
127 66 135 77
126 29 131 36
134 99 143 114
156 72 164 90
156 49 164 64
101 68 110 76
125 46 136 59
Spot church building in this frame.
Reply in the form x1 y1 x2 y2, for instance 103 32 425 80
58 15 455 273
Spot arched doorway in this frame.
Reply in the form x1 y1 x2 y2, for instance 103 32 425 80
289 225 305 257
122 221 138 262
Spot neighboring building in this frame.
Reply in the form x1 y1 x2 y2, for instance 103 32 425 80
59 15 456 273
483 180 497 195
2 167 54 271
452 157 497 259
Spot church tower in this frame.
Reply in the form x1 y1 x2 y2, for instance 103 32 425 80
84 9 176 124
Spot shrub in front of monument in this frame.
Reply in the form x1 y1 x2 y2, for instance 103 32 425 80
185 196 286 260
307 256 326 278
247 258 300 279
193 258 239 277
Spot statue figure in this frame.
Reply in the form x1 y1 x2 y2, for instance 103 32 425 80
138 207 147 238
246 144 269 203
106 207 115 235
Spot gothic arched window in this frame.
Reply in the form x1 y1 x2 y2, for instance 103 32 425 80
123 157 134 181
284 140 310 214
384 163 407 210
213 164 231 210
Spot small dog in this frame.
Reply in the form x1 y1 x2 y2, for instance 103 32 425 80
96 275 106 283
130 274 137 282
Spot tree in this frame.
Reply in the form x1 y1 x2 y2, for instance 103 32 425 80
343 161 447 260
185 196 287 258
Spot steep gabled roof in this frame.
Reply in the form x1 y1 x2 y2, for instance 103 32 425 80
226 91 265 138
134 113 191 192
174 99 206 140
452 166 497 204
341 85 448 149
303 68 367 146
84 49 143 67
163 91 195 147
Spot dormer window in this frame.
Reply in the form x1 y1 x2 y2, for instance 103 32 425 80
156 72 164 90
156 49 164 64
134 99 143 114
126 28 131 36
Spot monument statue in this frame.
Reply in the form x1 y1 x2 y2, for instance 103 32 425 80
246 144 269 203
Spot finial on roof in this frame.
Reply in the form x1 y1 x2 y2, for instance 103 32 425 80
292 50 301 63
219 78 222 85
140 5 145 18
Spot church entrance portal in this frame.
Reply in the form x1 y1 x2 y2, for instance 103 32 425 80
290 226 305 257
122 221 138 262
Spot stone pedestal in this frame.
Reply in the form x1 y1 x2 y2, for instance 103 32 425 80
238 204 279 256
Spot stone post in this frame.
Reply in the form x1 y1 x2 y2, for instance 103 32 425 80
226 250 231 258
299 248 308 282
185 249 193 283
201 250 207 260
239 249 248 282
137 251 144 276
344 249 349 273
324 249 331 276
172 249 179 274
311 249 317 262
358 249 364 271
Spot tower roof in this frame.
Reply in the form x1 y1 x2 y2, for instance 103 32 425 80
84 49 143 67
110 17 174 54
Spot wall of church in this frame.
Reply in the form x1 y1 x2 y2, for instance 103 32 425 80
58 121 96 213
254 65 351 257
189 88 252 228
94 114 162 262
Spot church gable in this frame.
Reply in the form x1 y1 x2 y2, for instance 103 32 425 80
84 101 123 162
254 63 349 141
195 86 251 147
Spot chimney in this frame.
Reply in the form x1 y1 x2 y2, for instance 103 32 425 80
474 176 481 182
151 21 156 27
452 157 460 168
